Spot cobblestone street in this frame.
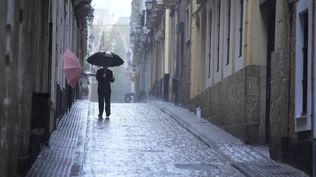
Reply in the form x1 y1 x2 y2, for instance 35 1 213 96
81 103 242 177
26 101 308 177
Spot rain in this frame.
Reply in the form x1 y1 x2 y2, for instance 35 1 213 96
84 0 133 103
0 0 315 177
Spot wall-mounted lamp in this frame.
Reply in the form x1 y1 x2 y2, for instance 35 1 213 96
89 34 94 42
136 26 142 34
145 0 153 10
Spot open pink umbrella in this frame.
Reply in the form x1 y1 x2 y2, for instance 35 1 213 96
63 49 82 88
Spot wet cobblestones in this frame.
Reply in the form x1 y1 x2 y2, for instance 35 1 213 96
26 100 89 177
153 101 308 177
81 103 243 177
26 101 308 177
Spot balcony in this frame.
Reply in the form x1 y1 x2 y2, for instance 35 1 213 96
164 0 179 8
74 0 93 22
145 0 164 29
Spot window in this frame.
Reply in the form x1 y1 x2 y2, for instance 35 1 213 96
295 0 312 132
208 11 212 78
238 0 244 57
301 12 308 115
185 6 191 42
225 0 231 65
216 2 221 72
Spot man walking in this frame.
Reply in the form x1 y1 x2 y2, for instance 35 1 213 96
96 65 115 119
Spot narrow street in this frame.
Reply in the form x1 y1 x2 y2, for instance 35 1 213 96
82 103 240 177
1 0 316 176
26 101 307 177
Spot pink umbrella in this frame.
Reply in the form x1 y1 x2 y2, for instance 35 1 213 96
63 49 82 88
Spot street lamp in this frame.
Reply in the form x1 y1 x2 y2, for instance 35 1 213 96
126 50 131 60
143 27 150 34
136 26 142 34
89 34 94 42
145 0 153 10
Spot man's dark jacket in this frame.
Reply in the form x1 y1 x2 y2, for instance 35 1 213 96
96 68 114 93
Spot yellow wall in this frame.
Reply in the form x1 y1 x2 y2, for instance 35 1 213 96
189 0 268 98
190 1 206 98
190 2 198 98
250 0 267 66
245 0 267 66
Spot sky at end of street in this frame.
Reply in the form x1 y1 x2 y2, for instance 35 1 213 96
92 0 132 20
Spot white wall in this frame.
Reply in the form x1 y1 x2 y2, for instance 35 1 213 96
204 0 246 87
295 0 312 132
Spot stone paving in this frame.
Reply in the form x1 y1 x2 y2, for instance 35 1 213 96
81 103 243 177
152 101 308 177
26 100 89 177
25 101 309 177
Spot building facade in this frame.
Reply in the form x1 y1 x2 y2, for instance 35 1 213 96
131 0 315 175
0 0 92 176
271 0 315 175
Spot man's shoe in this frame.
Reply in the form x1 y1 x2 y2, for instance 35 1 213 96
106 115 110 119
98 114 102 118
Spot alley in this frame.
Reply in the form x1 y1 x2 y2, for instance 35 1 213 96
2 0 316 176
81 103 241 177
27 101 308 177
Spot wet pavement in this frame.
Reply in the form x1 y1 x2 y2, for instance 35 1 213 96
26 100 89 177
153 101 308 177
26 101 308 177
81 103 242 177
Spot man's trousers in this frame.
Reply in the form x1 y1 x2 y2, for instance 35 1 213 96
98 91 111 116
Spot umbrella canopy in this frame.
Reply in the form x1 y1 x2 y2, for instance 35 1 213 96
63 49 82 88
87 51 124 67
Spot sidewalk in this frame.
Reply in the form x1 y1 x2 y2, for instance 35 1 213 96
26 100 89 177
151 101 308 177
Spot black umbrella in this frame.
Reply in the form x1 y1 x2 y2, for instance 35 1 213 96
87 51 124 67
